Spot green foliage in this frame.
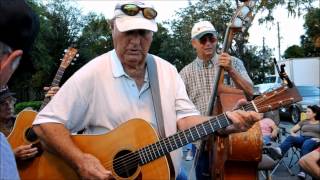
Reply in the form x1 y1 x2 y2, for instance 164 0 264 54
301 8 320 57
283 8 319 58
8 0 317 101
283 45 305 58
15 101 42 114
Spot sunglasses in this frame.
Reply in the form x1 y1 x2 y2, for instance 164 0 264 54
116 4 157 20
199 35 217 45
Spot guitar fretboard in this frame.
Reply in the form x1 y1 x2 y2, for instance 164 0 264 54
40 66 66 110
134 102 256 165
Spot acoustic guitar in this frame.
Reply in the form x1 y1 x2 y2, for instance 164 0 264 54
23 85 301 180
7 47 78 180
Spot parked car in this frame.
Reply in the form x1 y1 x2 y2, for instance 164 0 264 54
279 85 320 124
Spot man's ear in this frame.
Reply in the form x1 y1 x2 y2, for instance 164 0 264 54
4 50 23 69
0 50 23 86
191 39 197 49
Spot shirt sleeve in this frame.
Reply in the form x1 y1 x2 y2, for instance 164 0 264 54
231 57 253 86
33 73 90 133
0 133 19 180
175 71 200 120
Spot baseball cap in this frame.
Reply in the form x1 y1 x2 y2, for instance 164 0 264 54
191 21 217 39
114 1 158 32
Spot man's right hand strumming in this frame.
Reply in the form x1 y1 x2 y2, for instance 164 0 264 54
75 153 113 180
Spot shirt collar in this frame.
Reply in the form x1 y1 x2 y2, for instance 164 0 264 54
195 53 218 68
110 50 149 82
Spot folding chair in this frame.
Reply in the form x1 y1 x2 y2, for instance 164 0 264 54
266 125 295 177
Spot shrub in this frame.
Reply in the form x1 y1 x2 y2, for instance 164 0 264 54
15 101 42 114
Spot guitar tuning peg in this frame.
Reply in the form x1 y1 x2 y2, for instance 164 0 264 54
76 54 79 57
60 59 63 61
71 62 75 65
73 58 77 61
64 49 67 53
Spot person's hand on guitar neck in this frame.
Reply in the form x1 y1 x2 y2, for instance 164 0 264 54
178 99 260 133
43 86 60 98
218 99 260 135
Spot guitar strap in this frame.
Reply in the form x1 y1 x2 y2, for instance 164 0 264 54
147 54 176 180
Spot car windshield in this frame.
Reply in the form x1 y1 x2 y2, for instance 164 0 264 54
297 86 320 97
264 76 276 83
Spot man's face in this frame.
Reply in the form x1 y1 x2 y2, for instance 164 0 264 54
0 96 15 121
192 33 217 58
112 23 153 68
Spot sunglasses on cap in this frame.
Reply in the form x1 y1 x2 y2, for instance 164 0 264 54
199 34 217 45
116 4 157 20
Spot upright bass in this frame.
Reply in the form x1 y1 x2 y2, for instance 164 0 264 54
204 0 262 179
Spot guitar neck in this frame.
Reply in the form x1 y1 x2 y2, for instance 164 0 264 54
137 102 256 165
40 66 66 110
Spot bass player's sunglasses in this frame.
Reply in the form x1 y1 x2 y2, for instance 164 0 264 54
115 4 157 20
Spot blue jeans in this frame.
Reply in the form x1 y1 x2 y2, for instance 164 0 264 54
263 135 272 145
195 150 210 180
176 167 188 180
279 135 318 156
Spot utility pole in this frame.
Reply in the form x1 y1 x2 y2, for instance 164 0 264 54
262 36 266 78
277 22 281 61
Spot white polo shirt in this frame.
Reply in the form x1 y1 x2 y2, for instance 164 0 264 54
33 49 200 175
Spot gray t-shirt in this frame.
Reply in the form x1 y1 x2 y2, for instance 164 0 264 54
298 120 320 138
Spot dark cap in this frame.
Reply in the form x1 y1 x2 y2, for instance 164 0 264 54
0 0 39 54
0 88 15 104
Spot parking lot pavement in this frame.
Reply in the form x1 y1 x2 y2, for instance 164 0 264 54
180 121 314 180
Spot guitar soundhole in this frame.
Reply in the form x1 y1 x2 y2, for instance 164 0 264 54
113 150 138 178
25 127 38 142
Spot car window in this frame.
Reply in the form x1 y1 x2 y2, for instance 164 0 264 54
297 86 320 96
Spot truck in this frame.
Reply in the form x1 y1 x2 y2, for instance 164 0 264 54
254 57 320 123
277 57 320 123
278 57 320 87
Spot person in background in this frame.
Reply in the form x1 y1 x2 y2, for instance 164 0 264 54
32 2 260 180
268 105 320 179
0 0 40 178
259 112 278 145
299 147 320 179
179 20 254 179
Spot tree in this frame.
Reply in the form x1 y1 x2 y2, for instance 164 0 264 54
301 7 320 57
283 45 305 58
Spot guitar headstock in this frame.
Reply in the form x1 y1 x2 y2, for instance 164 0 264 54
60 47 78 68
253 84 302 113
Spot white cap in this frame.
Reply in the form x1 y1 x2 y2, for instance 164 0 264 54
191 21 217 39
114 1 158 32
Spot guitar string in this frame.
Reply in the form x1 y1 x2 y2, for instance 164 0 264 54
101 111 250 175
100 102 256 173
106 88 290 174
102 102 256 174
102 120 221 175
100 95 278 174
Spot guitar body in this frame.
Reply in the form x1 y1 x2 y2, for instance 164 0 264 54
211 88 263 180
28 119 170 180
7 110 40 180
